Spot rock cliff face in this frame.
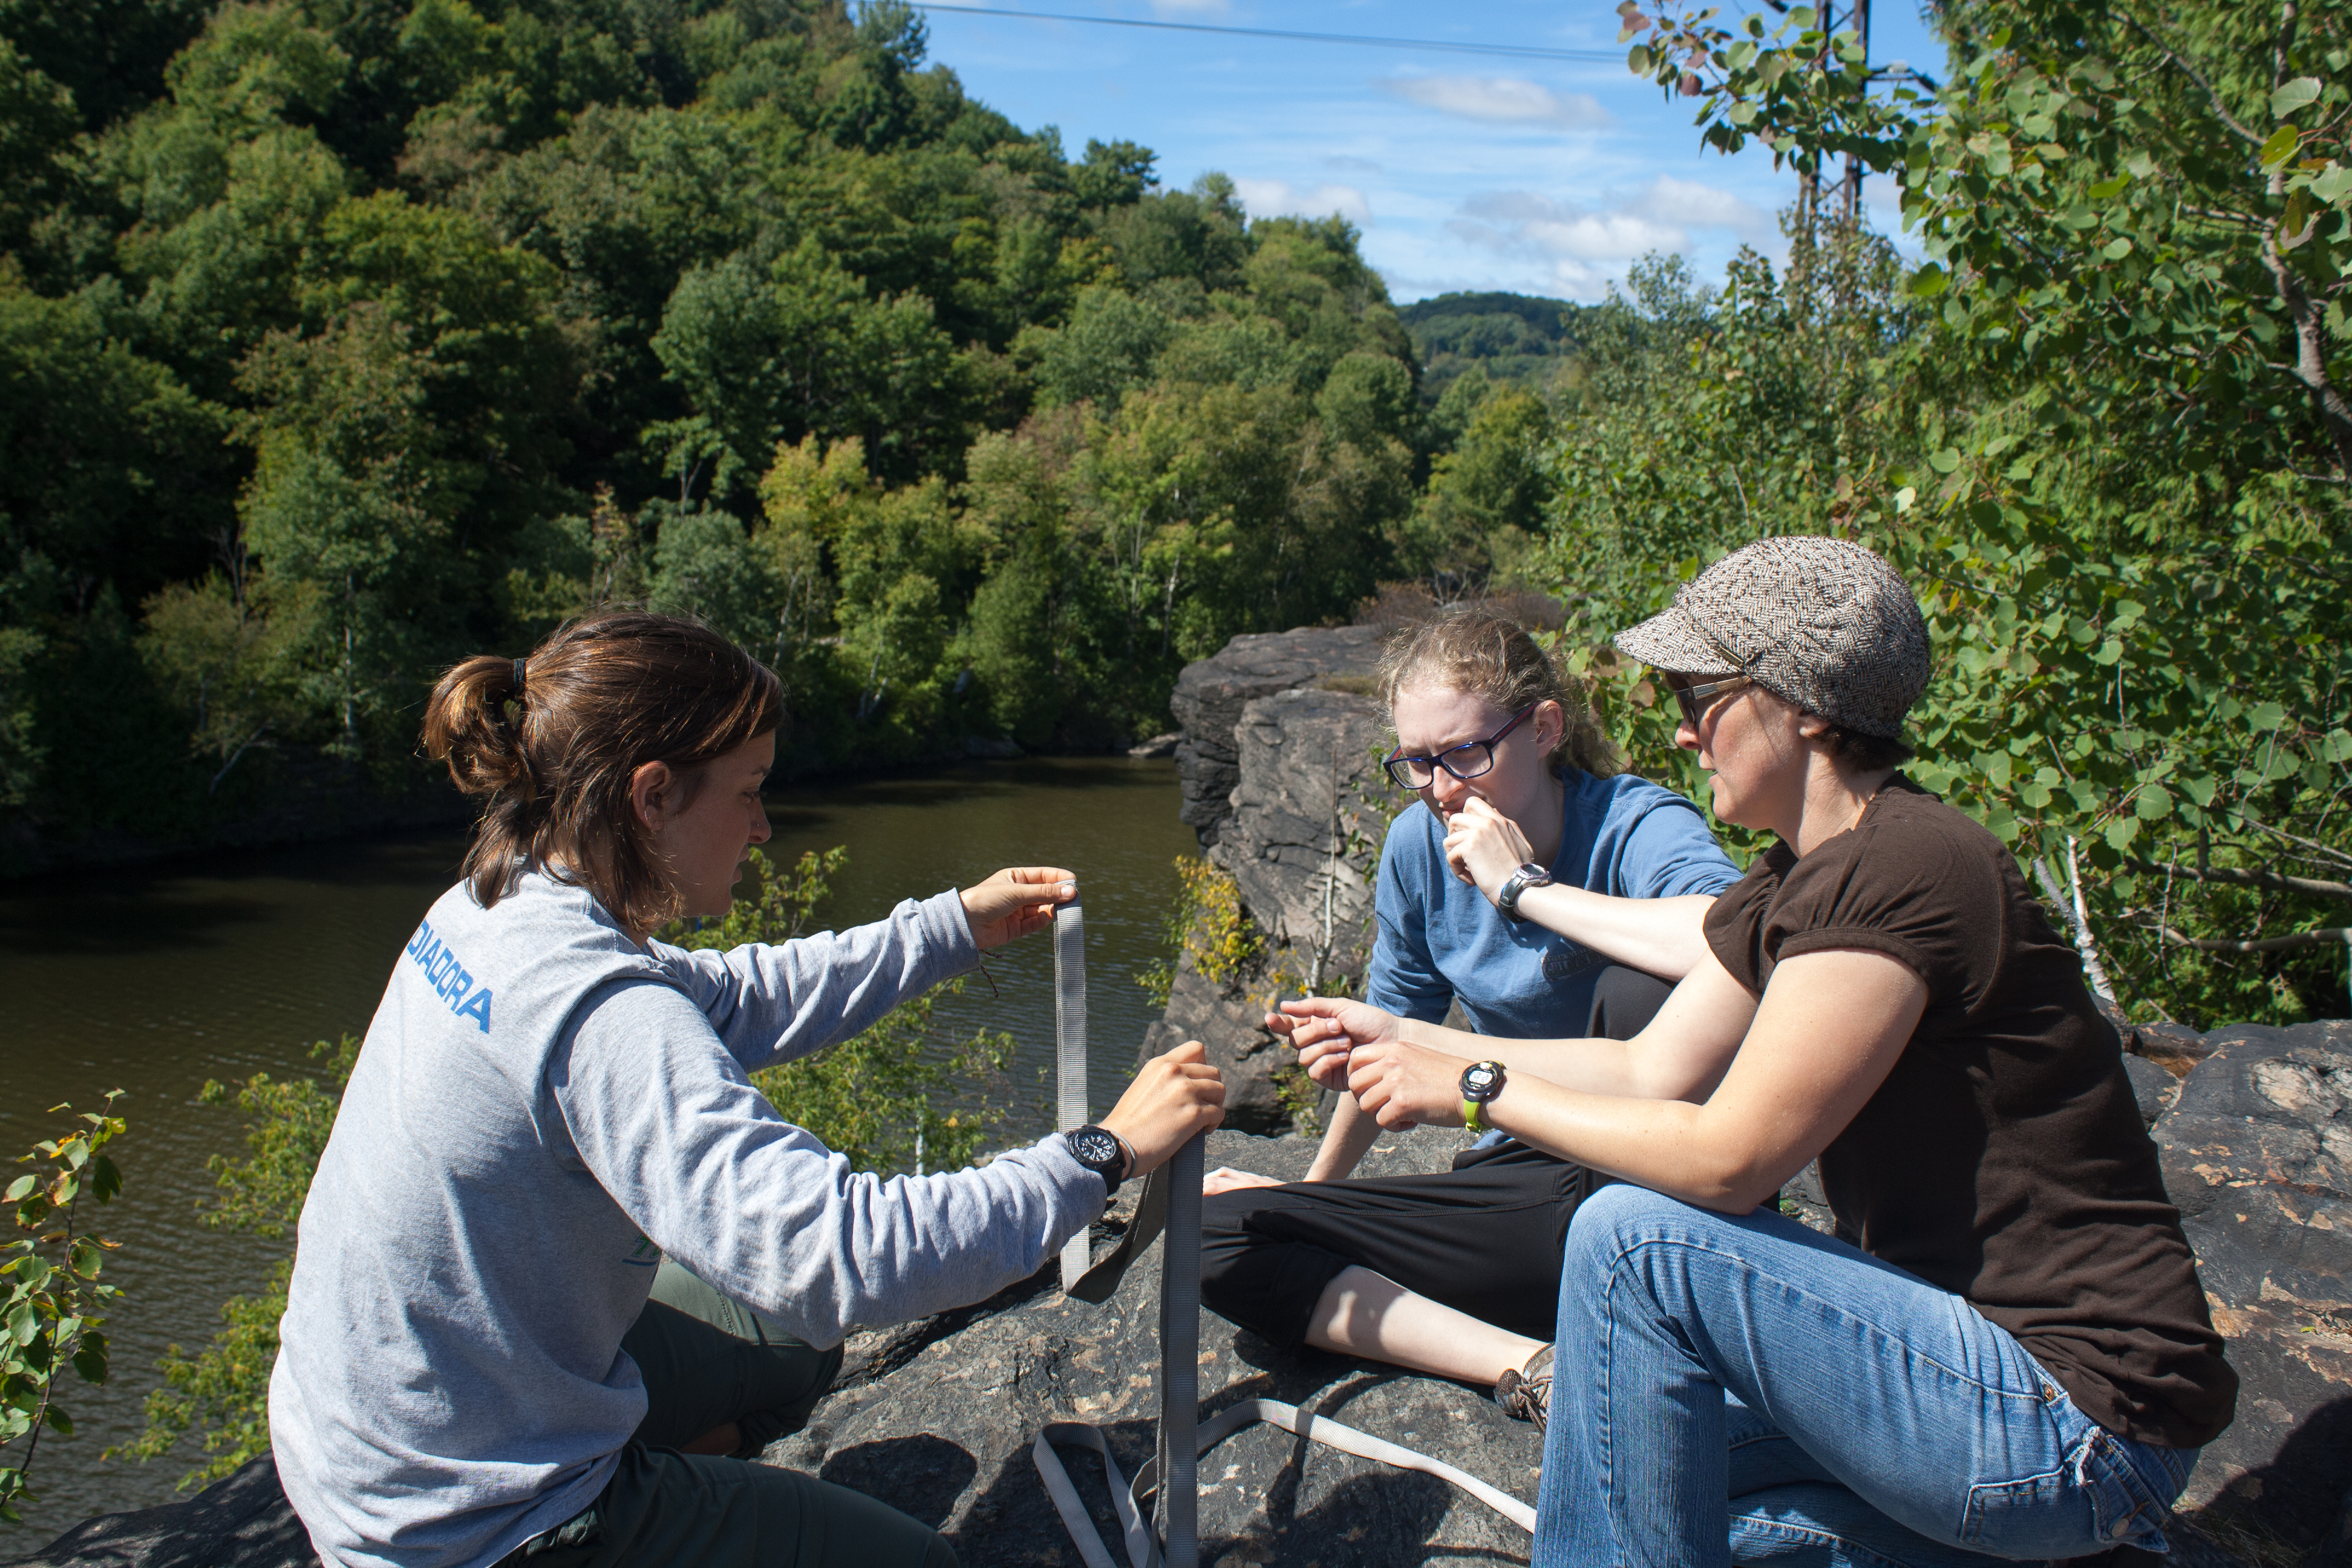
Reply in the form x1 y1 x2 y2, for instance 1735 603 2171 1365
1148 629 1394 1133
1169 625 1386 847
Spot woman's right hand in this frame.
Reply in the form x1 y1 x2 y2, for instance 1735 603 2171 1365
1266 997 1408 1092
1100 1041 1227 1177
1443 796 1536 901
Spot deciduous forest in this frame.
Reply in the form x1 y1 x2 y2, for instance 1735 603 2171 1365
0 0 1506 861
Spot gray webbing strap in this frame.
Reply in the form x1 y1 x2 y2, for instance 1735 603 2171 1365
1032 898 1532 1565
1033 1394 1539 1559
1155 1135 1200 1563
1054 895 1091 1293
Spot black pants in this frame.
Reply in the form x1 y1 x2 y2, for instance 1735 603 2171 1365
500 1266 956 1568
1200 964 1673 1347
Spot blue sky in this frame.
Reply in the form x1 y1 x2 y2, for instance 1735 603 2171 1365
907 1 1945 303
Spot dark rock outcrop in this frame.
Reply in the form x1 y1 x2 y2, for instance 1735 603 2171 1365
2 1453 316 1568
1143 682 1391 1132
2154 1020 2352 1561
1169 626 1383 846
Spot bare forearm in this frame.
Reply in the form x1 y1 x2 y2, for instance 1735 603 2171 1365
1396 1019 1655 1100
1483 1080 1774 1211
1507 887 1717 979
1305 1093 1385 1181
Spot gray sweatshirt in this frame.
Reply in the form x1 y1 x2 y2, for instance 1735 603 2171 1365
270 869 1105 1568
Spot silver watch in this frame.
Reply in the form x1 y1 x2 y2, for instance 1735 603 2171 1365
1495 861 1554 922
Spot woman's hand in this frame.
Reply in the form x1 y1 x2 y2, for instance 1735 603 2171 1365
959 866 1077 950
1267 996 1408 1093
1443 797 1537 901
1100 1042 1227 1175
1202 1168 1285 1197
1344 1035 1475 1132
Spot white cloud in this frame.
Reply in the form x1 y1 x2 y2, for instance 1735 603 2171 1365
1450 191 1684 263
1232 178 1372 225
1639 175 1772 237
1436 177 1776 295
1378 74 1611 130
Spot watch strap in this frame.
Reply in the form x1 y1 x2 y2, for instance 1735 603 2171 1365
1462 1097 1485 1134
1496 862 1553 921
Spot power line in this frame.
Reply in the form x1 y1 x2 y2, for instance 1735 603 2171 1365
901 4 1627 64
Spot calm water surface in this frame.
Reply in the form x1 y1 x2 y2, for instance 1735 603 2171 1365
0 757 1194 1542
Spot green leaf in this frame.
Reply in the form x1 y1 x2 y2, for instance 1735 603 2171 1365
5 1304 34 1347
1929 446 1962 473
2310 163 2352 203
2251 701 2287 730
1628 43 1653 74
2103 816 2140 854
1910 263 1948 298
2261 125 2303 169
2100 237 2132 261
1 1178 30 1204
2135 783 2173 820
2272 77 2323 119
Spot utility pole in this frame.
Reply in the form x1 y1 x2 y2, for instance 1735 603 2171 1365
1839 0 1871 223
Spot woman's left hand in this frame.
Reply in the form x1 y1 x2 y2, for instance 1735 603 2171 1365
960 867 1078 949
1443 798 1537 901
1345 1036 1474 1132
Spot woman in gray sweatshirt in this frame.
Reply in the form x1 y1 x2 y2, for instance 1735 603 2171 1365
269 612 1225 1568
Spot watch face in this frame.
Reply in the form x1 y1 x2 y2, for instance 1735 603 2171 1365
1461 1061 1503 1100
1071 1128 1120 1168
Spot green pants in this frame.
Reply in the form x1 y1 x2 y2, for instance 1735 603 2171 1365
501 1263 955 1568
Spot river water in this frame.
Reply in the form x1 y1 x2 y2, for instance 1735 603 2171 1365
0 757 1195 1543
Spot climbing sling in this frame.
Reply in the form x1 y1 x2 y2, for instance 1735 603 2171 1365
1029 893 1537 1568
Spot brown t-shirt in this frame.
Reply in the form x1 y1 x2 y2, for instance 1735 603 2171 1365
1704 777 2236 1449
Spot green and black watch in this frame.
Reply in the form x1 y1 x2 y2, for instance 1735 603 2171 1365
1460 1060 1507 1134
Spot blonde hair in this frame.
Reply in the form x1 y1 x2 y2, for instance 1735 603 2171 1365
1377 606 1618 778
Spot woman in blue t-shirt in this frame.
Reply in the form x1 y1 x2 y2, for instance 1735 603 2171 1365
1198 607 1738 1420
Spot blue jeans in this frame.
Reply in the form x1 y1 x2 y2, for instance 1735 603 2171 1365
1535 1185 2199 1567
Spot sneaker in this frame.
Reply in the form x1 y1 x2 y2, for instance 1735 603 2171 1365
1494 1344 1553 1431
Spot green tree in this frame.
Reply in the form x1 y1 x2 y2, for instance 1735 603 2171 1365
1570 0 2352 1027
2 1096 126 1526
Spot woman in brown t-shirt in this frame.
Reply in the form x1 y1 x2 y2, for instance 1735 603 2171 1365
1272 537 2233 1566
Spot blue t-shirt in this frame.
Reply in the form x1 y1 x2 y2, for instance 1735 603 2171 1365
1366 769 1740 1039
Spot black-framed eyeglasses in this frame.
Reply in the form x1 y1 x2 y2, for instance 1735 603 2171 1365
1384 702 1539 790
1664 674 1751 728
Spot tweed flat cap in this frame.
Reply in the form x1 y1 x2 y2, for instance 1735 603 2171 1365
1614 535 1931 738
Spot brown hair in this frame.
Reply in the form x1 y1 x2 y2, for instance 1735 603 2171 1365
1377 605 1618 778
421 610 785 933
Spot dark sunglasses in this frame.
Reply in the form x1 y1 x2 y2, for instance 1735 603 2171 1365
1384 702 1539 790
1664 674 1751 728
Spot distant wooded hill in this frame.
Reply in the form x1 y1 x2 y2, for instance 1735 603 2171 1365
1397 292 1589 402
